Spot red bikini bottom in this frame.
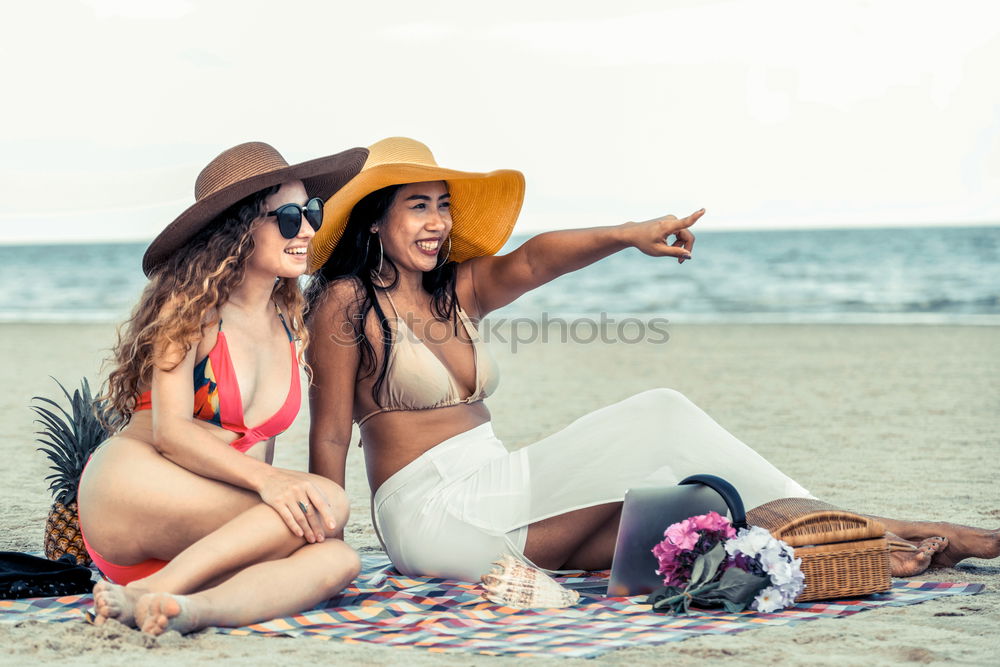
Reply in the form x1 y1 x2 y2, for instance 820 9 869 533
78 514 168 585
77 456 169 585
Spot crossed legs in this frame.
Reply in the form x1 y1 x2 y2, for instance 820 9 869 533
78 437 358 635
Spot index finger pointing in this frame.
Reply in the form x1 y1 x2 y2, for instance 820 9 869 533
671 208 704 229
680 208 705 227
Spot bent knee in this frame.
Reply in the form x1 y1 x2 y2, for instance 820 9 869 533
308 474 351 530
632 387 690 409
343 544 362 579
319 541 361 594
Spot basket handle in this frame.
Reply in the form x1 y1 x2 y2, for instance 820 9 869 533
772 511 882 541
679 474 747 530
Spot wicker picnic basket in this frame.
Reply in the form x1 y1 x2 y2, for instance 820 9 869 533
746 498 891 602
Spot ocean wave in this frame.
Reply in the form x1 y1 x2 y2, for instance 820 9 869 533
3 311 997 327
2 227 999 326
0 310 122 324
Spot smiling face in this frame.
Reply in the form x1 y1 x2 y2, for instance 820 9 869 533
378 181 452 275
245 179 314 279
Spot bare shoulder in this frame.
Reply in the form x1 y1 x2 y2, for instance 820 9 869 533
308 277 364 324
306 277 371 357
153 293 212 369
455 259 485 319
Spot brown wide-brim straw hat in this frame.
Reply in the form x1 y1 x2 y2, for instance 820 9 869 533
308 137 525 273
142 142 369 277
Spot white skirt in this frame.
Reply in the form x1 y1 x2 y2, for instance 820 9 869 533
371 388 813 582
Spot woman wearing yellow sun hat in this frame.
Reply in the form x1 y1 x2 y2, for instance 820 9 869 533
304 137 993 582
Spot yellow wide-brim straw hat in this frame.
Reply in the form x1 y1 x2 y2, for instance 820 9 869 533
308 137 525 273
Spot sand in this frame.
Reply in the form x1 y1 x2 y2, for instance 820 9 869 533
1 321 998 665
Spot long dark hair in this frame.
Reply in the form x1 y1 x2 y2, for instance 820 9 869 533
305 184 458 405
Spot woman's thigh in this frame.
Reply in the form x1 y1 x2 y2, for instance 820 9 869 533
78 436 262 564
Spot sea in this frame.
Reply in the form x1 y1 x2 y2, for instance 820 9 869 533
1 226 998 325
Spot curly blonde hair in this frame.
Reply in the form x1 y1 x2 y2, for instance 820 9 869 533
102 185 309 427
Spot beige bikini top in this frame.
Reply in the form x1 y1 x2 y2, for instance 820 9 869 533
355 289 500 428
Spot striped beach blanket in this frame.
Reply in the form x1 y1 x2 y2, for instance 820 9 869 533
0 552 985 658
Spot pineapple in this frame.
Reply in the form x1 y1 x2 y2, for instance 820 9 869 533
32 377 119 565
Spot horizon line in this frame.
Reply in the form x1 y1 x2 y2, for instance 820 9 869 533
1 219 998 247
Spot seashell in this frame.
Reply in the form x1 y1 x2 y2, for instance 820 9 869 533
480 554 580 609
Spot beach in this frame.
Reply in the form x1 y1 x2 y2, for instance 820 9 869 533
1 321 998 665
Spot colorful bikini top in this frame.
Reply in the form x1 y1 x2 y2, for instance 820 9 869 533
355 289 500 428
135 309 300 453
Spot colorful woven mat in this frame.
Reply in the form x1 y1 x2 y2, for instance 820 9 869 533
0 552 985 658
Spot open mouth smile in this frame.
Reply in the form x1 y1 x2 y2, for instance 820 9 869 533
415 239 441 255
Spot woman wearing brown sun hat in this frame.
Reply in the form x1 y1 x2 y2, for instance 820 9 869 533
78 141 368 635
303 137 1000 583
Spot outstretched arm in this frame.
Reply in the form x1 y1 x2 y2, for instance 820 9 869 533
464 209 703 317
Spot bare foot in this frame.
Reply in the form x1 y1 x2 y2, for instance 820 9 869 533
92 580 146 627
889 536 948 577
134 592 202 636
928 525 1000 568
871 516 1000 569
891 521 1000 568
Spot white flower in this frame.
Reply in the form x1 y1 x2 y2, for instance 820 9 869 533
783 564 806 597
746 527 776 556
773 559 806 604
791 561 805 586
757 543 785 567
764 556 794 585
753 539 800 586
776 583 798 605
752 586 783 613
725 528 805 611
726 526 774 557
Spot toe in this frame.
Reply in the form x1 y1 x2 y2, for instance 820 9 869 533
141 612 160 635
139 595 168 636
923 536 948 553
890 548 933 577
153 605 172 635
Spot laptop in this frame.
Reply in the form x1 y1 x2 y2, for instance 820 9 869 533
563 484 731 598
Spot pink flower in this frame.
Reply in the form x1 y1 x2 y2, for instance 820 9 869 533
652 539 680 561
652 541 679 569
652 512 739 589
652 539 687 587
665 519 699 550
689 511 736 539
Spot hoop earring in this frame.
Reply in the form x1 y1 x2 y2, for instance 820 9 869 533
373 235 385 287
434 236 453 269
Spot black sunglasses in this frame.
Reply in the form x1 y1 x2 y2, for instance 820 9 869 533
266 197 324 239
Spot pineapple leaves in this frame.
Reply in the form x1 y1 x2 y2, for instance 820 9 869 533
32 377 114 506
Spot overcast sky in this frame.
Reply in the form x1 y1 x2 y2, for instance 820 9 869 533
1 0 998 244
